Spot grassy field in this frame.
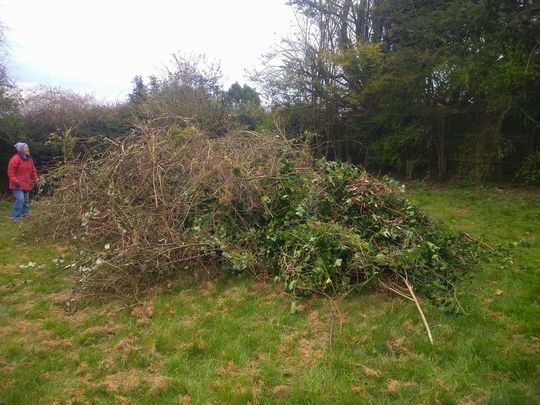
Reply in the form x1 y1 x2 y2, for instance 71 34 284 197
0 185 539 404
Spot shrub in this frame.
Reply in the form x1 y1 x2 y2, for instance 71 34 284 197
516 151 540 185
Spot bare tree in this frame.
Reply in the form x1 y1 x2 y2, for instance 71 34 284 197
21 86 97 133
144 53 229 133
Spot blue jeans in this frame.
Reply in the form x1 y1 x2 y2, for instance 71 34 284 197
12 190 30 220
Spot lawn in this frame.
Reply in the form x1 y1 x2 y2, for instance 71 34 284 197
0 185 539 404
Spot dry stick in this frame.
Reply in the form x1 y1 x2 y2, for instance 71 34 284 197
328 302 336 348
325 294 346 348
463 232 494 252
402 277 434 345
378 279 413 302
149 133 159 208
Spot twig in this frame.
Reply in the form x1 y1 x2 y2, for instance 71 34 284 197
463 232 494 251
328 302 335 348
378 279 413 301
402 277 434 345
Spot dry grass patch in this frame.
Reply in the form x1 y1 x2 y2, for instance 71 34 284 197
130 301 154 325
102 371 142 393
271 384 292 397
100 370 170 395
386 379 414 394
362 365 382 377
386 334 408 356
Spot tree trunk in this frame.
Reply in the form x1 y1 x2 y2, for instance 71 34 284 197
435 112 447 181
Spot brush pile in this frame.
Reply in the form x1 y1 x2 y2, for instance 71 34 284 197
38 123 476 307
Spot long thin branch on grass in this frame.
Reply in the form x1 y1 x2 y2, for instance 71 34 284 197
402 276 434 345
378 276 434 345
463 232 494 251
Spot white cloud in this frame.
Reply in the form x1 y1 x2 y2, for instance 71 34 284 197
1 0 296 101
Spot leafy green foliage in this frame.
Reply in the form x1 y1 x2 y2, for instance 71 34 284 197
517 151 540 185
214 158 477 304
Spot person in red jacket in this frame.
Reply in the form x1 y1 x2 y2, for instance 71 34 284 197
7 142 39 220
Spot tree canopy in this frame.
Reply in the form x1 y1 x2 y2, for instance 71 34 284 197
1 2 539 191
257 0 540 181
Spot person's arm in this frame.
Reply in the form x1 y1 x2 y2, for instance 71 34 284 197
31 159 38 183
7 156 20 188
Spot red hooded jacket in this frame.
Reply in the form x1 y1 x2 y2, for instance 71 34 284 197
7 154 38 191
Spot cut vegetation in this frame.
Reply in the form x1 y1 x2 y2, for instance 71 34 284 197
35 124 477 316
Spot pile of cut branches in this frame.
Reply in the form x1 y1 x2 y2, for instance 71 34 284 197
37 123 477 310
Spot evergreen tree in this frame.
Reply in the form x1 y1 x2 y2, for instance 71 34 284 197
128 75 148 104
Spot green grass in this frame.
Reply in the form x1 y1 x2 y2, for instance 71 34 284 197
0 186 539 404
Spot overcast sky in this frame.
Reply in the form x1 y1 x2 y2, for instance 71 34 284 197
1 0 296 101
